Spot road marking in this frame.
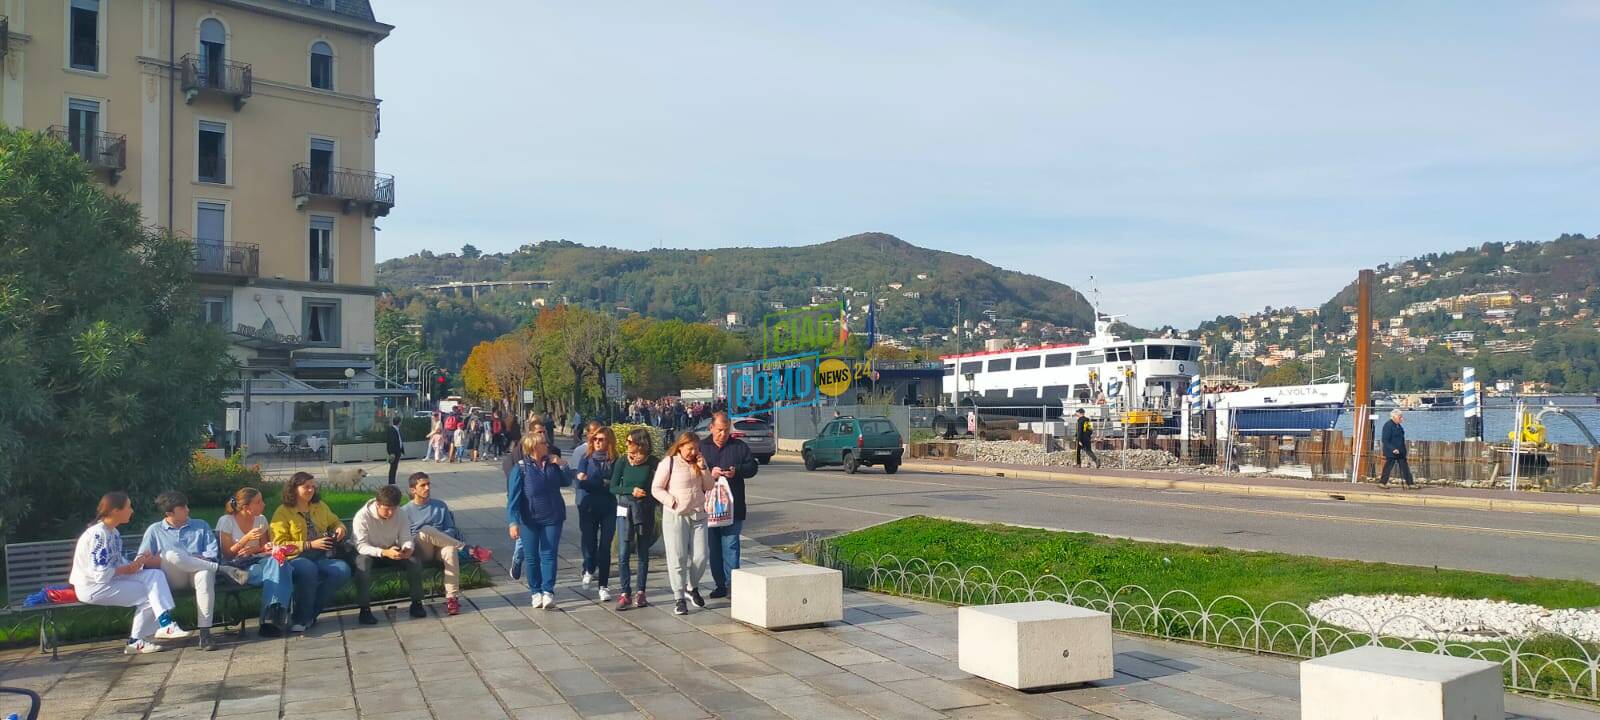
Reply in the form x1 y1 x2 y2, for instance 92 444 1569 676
753 469 1600 544
745 493 903 519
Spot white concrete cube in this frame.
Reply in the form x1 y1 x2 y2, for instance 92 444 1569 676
1300 646 1503 720
731 565 842 630
958 601 1114 690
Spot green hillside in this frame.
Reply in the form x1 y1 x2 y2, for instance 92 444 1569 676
378 232 1094 338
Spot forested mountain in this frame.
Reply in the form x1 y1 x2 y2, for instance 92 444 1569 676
1193 234 1600 392
378 232 1094 336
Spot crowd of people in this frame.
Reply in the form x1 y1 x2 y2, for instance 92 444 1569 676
623 397 719 430
505 411 758 616
71 471 492 654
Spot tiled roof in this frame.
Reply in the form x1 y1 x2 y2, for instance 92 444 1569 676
278 0 377 23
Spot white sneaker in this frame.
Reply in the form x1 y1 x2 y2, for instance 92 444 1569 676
581 572 593 589
152 624 192 641
532 593 548 609
124 639 165 655
597 587 611 602
221 565 252 586
543 593 558 611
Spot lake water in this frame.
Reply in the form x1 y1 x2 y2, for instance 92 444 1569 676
1327 396 1600 445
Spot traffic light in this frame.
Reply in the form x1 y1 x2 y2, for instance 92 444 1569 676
434 370 448 392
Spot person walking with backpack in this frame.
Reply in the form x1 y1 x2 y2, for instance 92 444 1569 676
652 432 714 615
575 427 618 603
698 412 758 600
1074 409 1101 468
1380 409 1415 488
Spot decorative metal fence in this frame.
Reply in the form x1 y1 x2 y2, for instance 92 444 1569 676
800 535 1600 702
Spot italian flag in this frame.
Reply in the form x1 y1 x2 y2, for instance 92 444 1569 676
838 302 851 347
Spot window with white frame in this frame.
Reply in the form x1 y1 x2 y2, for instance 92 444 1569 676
303 298 340 346
199 19 226 86
200 295 230 328
308 215 333 282
66 98 101 161
310 41 334 90
196 201 226 272
198 121 227 183
69 0 100 71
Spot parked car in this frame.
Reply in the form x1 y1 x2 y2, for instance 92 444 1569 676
693 417 776 464
801 416 903 474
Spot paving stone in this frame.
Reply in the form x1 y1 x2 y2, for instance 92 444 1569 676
352 668 418 693
944 706 1038 719
740 673 821 701
284 710 357 720
750 647 846 677
766 693 875 720
283 693 357 715
804 671 884 697
546 667 614 697
849 661 932 683
813 646 890 667
627 690 710 719
1147 672 1273 705
693 690 771 715
569 690 637 717
354 687 426 715
881 677 993 711
148 699 219 719
1079 700 1189 720
421 673 491 700
840 691 953 720
512 705 582 719
435 694 512 719
521 645 587 671
214 691 281 716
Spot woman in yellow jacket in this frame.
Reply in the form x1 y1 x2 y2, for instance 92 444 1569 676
269 472 352 631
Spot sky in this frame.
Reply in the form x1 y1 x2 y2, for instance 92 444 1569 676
372 1 1600 328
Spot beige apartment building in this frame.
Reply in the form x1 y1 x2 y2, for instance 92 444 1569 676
0 0 408 448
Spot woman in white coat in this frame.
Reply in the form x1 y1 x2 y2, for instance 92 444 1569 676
70 492 194 654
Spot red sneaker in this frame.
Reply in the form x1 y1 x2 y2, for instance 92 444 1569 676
468 546 493 563
615 593 633 611
446 597 460 616
634 591 648 608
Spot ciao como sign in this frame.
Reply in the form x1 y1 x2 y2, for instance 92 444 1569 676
725 352 820 419
763 303 845 357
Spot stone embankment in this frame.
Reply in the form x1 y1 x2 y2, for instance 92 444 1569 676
1308 594 1600 644
953 440 1221 473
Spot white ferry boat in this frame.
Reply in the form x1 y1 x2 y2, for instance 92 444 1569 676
938 314 1203 430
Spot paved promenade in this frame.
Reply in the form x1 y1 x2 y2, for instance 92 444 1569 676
0 461 1593 720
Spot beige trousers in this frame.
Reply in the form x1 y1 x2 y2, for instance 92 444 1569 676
413 525 463 597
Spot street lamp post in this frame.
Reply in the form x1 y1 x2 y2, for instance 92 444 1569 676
400 351 423 388
380 337 403 382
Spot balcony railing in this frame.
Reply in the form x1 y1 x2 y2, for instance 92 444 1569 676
291 163 395 217
46 125 127 183
194 242 260 279
180 54 252 110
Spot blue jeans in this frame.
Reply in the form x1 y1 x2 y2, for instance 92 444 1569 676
577 499 616 586
707 520 742 591
519 522 562 595
246 557 293 624
287 556 350 626
615 516 651 595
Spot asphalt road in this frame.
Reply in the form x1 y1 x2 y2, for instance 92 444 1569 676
741 459 1600 582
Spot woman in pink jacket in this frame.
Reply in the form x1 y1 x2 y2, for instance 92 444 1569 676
652 431 714 616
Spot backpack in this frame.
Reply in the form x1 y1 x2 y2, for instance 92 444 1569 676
705 478 734 528
444 414 460 431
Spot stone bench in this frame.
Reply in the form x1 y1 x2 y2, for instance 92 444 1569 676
730 565 842 630
958 601 1114 690
1299 646 1503 720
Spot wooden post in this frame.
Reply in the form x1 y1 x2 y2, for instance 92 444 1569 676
1354 269 1374 480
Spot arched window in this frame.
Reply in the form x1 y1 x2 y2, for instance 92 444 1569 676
199 19 226 86
310 41 334 90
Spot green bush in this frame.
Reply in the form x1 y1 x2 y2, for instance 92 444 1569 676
184 451 265 509
609 423 665 456
400 416 433 441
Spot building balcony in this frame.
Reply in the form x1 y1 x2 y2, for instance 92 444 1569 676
291 164 395 217
180 54 252 110
47 125 126 184
194 241 259 282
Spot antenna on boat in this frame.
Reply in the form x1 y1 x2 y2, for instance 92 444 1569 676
1087 275 1119 342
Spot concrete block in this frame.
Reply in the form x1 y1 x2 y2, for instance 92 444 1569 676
731 565 842 630
1299 646 1503 720
957 601 1114 690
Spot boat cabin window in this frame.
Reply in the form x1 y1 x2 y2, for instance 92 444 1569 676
1146 345 1171 360
943 364 955 376
1042 385 1070 401
1172 346 1196 361
1045 353 1072 368
1132 346 1147 360
988 358 1011 372
1106 347 1134 362
1014 355 1041 370
1076 351 1103 365
1073 384 1092 401
960 361 982 375
1012 387 1038 401
984 389 1007 399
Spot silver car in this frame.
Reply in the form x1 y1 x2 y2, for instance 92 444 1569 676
694 417 776 464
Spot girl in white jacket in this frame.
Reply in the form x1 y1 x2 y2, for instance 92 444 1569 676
70 492 194 654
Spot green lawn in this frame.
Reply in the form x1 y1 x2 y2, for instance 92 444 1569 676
813 517 1600 701
817 516 1600 610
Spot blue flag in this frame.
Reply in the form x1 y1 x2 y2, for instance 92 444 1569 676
865 304 876 349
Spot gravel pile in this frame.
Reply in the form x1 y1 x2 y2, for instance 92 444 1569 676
1308 594 1600 643
954 440 1213 472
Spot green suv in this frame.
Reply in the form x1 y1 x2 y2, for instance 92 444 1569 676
801 416 904 474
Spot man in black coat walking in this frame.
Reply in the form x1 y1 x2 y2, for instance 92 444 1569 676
386 416 404 485
699 412 759 600
1074 409 1100 468
1380 409 1414 488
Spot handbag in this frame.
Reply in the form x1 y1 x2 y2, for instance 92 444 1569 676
705 478 734 528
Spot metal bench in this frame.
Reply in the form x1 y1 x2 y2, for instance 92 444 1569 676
2 535 249 660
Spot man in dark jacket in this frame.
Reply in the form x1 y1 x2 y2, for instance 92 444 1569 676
1380 409 1414 488
699 412 759 600
1074 409 1100 468
386 416 404 485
